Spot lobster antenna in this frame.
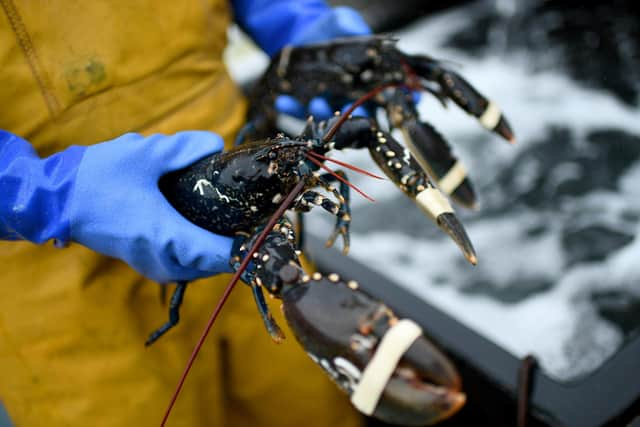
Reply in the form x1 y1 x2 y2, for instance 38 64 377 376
305 154 376 202
306 151 384 180
160 179 307 427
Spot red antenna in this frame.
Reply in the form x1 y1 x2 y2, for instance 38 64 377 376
305 154 376 202
160 179 306 426
306 150 384 180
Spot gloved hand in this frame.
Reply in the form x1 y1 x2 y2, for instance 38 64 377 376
231 0 372 120
1 130 233 284
232 0 371 57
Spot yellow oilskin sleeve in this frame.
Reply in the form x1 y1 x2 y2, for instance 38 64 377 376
0 1 363 426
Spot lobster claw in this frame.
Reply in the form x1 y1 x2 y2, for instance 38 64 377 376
403 120 477 209
281 274 465 426
406 54 515 144
385 89 478 209
438 69 515 144
325 115 478 265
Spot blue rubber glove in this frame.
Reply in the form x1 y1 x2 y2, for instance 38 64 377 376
232 0 370 57
232 0 372 120
0 130 84 242
1 130 233 284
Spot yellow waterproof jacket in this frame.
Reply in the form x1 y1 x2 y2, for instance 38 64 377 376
0 1 361 426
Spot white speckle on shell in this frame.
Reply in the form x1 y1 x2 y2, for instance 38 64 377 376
361 69 373 82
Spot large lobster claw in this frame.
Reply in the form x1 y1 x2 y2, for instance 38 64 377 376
281 274 465 426
233 218 465 425
228 207 466 425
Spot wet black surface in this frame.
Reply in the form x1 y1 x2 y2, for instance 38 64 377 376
445 0 640 107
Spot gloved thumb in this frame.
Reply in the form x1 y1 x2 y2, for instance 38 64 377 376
164 216 234 275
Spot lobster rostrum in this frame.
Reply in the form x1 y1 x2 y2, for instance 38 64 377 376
244 35 515 209
151 113 471 425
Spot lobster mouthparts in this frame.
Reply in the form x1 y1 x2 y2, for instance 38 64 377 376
281 275 465 426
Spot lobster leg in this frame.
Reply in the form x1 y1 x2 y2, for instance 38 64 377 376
384 88 478 209
232 231 284 341
230 220 302 342
295 186 351 254
318 171 352 252
145 281 188 346
251 282 285 343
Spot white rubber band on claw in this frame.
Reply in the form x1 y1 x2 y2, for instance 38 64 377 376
479 101 501 130
415 187 455 220
351 319 423 415
437 161 467 195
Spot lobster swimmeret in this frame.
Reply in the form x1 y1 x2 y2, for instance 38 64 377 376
148 35 515 426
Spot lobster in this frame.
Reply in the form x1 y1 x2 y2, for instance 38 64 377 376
148 35 515 426
148 114 472 425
